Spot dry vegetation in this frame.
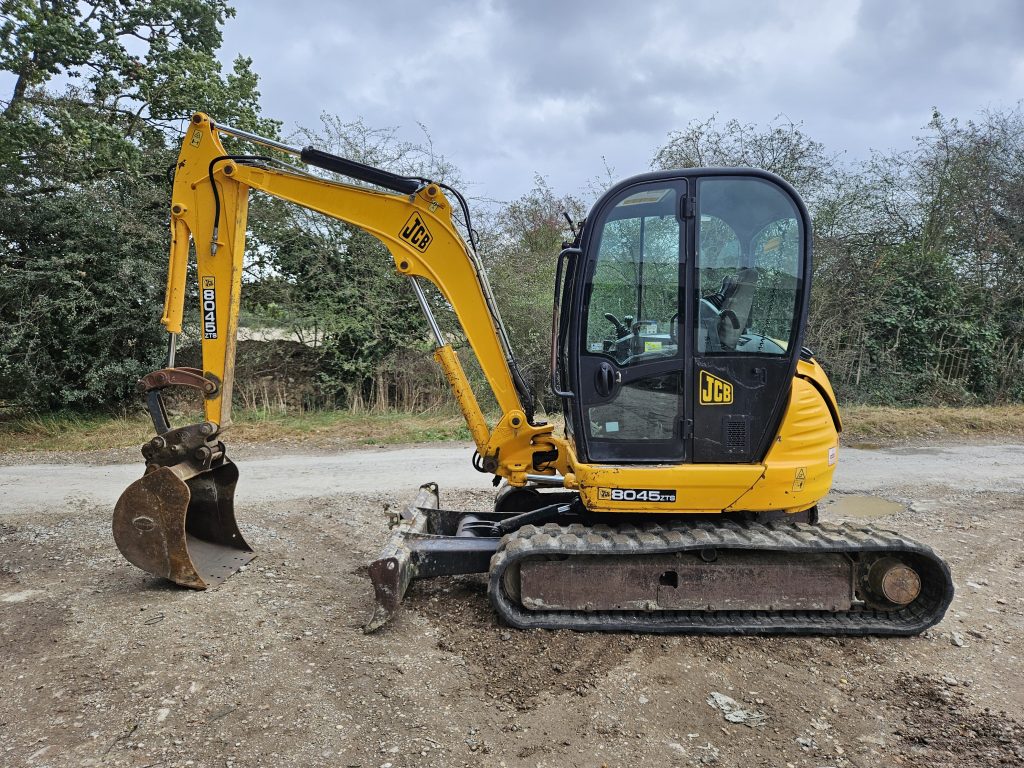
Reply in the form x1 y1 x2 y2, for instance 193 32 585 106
0 405 1021 455
840 404 1024 444
0 409 471 454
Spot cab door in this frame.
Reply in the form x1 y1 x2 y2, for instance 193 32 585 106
691 175 809 462
571 179 690 463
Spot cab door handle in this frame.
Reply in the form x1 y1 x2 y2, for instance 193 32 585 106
595 362 617 398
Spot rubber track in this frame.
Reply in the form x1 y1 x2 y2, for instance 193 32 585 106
488 520 954 636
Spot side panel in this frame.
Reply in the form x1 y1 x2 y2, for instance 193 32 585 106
566 373 837 514
692 357 790 462
728 374 839 511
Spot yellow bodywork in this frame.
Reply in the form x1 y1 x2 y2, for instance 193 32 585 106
164 114 840 516
569 358 839 514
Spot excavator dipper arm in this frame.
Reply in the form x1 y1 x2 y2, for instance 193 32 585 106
113 114 566 592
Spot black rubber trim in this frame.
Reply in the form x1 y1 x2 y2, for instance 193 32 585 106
796 373 842 434
489 520 953 636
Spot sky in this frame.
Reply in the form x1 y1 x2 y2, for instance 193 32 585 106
217 0 1024 204
44 0 1024 207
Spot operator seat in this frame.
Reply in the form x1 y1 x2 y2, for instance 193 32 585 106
704 268 758 351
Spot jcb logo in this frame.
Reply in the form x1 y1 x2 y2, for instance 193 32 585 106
400 212 432 252
699 370 733 405
201 276 217 339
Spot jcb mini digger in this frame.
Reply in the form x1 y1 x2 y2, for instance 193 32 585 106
113 114 953 635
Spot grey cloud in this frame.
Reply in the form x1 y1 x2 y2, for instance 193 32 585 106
219 0 1024 203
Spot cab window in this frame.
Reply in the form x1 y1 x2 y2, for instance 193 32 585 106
584 187 681 365
695 177 802 355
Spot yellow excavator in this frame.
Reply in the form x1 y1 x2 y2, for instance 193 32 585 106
113 113 953 635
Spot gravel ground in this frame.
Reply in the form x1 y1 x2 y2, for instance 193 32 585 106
1 443 1022 767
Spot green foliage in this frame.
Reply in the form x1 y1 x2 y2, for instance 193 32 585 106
0 176 168 408
653 108 1024 406
479 176 585 412
241 117 459 409
0 0 270 412
1 1 245 119
2 0 1022 419
652 114 839 207
250 221 430 408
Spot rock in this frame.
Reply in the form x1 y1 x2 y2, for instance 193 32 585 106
667 741 687 755
696 742 720 764
951 632 966 647
706 692 767 727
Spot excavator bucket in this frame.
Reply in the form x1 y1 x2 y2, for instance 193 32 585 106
113 458 254 588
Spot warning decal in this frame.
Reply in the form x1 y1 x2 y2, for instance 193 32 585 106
792 466 807 492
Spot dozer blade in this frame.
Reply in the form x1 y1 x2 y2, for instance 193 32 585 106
365 483 440 632
113 458 254 588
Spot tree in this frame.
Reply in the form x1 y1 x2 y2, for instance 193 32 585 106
479 176 585 411
242 116 463 410
802 108 1024 404
652 114 839 208
651 110 1024 405
0 0 271 411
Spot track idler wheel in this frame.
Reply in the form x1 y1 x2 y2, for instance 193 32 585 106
861 556 922 609
113 456 254 588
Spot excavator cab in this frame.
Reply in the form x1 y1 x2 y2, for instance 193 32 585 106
555 170 809 465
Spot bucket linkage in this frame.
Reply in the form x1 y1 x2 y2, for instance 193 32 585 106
112 368 254 588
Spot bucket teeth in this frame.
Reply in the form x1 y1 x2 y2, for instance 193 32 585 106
113 457 254 588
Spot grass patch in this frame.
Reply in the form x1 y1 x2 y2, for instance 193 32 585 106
0 412 155 453
227 409 472 446
840 404 1024 444
1 405 1022 455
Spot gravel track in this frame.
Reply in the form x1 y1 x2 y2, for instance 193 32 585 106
1 442 1022 767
